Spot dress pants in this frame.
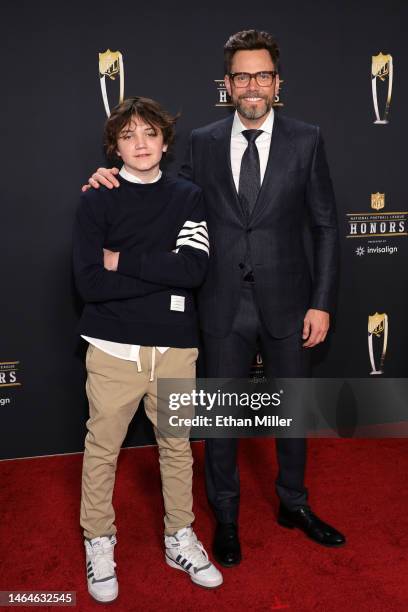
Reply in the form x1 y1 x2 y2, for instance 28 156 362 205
202 283 311 524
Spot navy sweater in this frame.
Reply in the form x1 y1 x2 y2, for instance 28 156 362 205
73 173 209 347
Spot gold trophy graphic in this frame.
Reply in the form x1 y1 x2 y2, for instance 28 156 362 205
99 49 124 117
371 192 385 211
368 313 388 375
371 52 393 124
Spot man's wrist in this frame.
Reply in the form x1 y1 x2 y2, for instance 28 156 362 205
307 307 329 314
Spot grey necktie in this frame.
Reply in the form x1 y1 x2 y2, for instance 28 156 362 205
238 129 263 217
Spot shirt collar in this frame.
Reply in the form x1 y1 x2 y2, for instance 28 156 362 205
231 108 274 137
119 166 162 184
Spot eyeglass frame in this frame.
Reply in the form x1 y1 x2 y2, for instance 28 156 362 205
228 70 278 87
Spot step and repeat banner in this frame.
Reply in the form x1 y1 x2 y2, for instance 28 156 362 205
1 1 407 459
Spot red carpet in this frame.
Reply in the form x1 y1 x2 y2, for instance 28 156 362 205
1 439 408 611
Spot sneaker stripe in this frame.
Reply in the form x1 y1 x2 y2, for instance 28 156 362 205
195 562 211 573
176 554 182 563
185 562 193 571
93 575 115 583
181 558 187 567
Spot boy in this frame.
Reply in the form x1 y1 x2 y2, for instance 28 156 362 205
73 96 222 602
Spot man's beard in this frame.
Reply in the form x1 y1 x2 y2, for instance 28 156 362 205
233 92 273 121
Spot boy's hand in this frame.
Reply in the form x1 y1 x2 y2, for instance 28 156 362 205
81 167 120 192
103 249 119 271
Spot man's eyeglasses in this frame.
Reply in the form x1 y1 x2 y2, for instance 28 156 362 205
229 71 277 88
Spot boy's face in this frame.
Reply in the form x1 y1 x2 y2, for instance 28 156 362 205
116 115 168 179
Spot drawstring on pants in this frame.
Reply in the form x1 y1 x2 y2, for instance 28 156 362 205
135 347 157 381
136 353 142 372
149 346 156 382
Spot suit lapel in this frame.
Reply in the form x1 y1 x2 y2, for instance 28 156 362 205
250 113 295 224
210 115 246 223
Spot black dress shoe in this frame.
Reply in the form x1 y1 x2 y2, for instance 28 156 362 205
278 504 346 547
213 522 242 567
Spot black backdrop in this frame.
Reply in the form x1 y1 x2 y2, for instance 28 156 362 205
1 0 407 459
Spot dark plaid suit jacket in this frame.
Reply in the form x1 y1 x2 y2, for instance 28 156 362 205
180 113 339 339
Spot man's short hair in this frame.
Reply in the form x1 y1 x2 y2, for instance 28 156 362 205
104 96 178 161
224 29 280 74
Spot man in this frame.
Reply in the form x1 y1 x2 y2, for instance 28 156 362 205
83 30 346 568
74 96 222 602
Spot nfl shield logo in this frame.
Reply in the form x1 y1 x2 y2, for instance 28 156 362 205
371 193 385 211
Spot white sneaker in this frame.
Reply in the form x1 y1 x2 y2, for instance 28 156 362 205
84 535 118 602
165 527 223 589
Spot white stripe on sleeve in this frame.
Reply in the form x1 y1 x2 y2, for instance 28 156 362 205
175 220 209 255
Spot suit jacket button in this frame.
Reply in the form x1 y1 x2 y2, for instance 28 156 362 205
238 263 244 269
246 228 252 233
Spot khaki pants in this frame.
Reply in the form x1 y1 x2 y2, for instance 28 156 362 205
80 345 198 539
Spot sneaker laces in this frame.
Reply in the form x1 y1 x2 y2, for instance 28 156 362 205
87 537 117 580
175 530 210 569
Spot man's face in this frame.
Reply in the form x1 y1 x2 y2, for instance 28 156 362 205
116 115 167 178
224 49 279 122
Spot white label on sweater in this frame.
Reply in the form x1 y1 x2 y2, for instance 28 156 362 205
170 295 185 312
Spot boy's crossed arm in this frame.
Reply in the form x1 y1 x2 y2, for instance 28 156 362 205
73 196 171 303
103 192 209 290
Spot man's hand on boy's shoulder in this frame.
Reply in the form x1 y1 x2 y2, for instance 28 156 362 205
81 167 121 192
